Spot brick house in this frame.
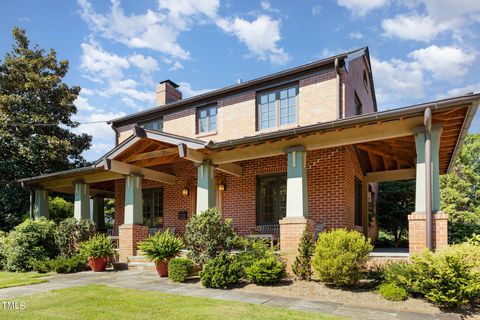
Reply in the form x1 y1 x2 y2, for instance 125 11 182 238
19 47 480 264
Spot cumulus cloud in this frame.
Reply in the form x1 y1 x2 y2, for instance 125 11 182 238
178 82 215 98
80 42 129 81
217 15 290 64
382 15 452 42
75 96 96 112
336 0 389 16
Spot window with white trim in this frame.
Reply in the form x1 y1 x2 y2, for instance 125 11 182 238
197 105 217 134
258 85 298 130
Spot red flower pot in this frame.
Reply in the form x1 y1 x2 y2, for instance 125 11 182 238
88 256 109 272
156 260 169 277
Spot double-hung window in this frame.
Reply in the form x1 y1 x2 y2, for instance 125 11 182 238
258 85 297 130
197 105 217 134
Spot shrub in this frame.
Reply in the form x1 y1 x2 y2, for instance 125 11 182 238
168 258 194 282
245 256 285 285
312 228 373 286
4 218 57 272
49 196 74 222
200 251 242 289
79 234 115 259
379 261 412 287
467 233 480 246
55 218 95 258
31 254 87 274
0 231 7 270
138 229 183 262
292 226 314 281
379 283 408 301
235 237 274 272
400 243 480 308
185 208 236 266
448 222 480 244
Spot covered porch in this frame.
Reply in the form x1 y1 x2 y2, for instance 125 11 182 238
18 94 480 264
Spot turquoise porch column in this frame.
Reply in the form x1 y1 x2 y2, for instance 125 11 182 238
74 181 90 220
286 146 308 218
124 174 143 224
34 189 49 219
196 161 216 214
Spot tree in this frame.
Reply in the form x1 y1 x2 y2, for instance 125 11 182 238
292 225 314 281
49 196 74 223
0 27 91 231
377 180 415 247
441 134 480 224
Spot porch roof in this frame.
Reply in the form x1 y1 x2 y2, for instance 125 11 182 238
18 93 479 194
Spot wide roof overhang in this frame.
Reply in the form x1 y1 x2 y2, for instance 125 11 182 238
18 93 480 195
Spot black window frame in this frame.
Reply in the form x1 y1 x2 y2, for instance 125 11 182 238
256 173 287 225
354 177 363 227
197 105 217 134
140 117 164 132
143 188 164 228
257 84 298 131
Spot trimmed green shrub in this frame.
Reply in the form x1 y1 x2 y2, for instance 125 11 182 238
79 234 115 259
185 208 236 266
400 244 480 308
292 225 314 281
55 218 95 258
245 256 285 285
312 228 373 286
4 218 58 272
200 251 242 289
467 233 480 246
168 258 194 282
138 229 183 262
31 254 87 274
235 237 273 273
379 283 408 301
379 261 412 287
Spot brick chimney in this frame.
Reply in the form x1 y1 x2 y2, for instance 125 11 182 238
156 80 182 106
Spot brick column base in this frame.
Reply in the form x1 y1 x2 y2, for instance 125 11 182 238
279 217 314 272
118 224 148 262
408 212 448 255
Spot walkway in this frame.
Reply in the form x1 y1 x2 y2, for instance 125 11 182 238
0 270 461 320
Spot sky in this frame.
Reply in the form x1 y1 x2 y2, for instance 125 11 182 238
1 0 479 161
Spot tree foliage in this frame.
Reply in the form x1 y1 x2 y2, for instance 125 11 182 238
0 27 91 231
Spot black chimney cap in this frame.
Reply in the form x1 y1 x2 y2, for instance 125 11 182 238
159 79 180 88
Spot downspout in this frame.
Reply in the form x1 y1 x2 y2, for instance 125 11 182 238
335 58 341 119
424 108 433 250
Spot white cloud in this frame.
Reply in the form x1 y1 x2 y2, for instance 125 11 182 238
217 15 290 64
336 0 389 16
260 1 280 14
408 45 476 80
80 42 129 80
157 0 220 29
128 54 159 74
382 15 452 42
438 83 480 99
75 96 96 112
348 32 364 39
74 111 126 138
311 5 322 16
178 82 215 98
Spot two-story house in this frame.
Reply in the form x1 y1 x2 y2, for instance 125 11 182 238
19 47 480 265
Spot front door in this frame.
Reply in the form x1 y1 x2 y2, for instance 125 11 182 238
143 188 164 227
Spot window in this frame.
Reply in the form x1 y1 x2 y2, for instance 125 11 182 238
256 174 287 225
141 117 163 132
354 178 363 226
197 105 217 134
354 93 362 116
143 188 164 227
258 85 297 130
363 70 369 89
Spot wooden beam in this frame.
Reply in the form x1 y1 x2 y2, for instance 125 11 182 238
215 163 243 177
366 168 416 183
178 143 205 163
41 171 125 189
125 147 178 162
104 159 176 185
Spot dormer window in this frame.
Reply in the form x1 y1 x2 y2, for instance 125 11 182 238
197 105 217 134
258 85 298 130
141 117 163 131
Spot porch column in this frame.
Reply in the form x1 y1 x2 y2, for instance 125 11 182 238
280 146 313 271
119 174 148 262
92 196 105 231
409 124 446 254
74 181 90 220
196 161 216 214
33 189 49 219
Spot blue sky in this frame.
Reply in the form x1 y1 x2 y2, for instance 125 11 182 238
1 0 479 161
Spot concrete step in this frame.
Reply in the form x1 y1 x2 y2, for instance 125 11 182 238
126 255 156 270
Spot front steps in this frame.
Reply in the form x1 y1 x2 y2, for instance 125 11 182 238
126 256 156 270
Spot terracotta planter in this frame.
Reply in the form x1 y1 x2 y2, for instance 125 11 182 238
155 260 169 277
88 256 109 272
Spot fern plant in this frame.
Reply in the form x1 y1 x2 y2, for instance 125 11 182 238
79 234 115 259
139 229 183 262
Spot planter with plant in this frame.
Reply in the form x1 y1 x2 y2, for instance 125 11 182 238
79 234 115 272
138 229 183 277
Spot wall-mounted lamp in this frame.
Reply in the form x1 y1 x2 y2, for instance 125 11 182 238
218 183 226 191
182 187 189 196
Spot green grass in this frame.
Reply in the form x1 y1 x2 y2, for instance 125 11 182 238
0 284 343 320
0 272 49 289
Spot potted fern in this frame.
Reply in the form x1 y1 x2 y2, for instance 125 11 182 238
79 234 115 272
138 229 183 277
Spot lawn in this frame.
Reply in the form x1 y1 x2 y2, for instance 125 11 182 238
0 284 343 320
0 272 49 289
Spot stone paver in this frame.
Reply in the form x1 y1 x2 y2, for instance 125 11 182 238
0 270 465 320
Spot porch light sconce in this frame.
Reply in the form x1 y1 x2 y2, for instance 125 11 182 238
182 187 189 196
218 183 226 191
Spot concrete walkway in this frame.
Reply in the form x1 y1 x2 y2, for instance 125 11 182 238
0 270 462 320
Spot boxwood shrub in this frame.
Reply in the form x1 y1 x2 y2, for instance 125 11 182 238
200 251 242 289
168 258 194 282
245 256 285 285
379 282 408 301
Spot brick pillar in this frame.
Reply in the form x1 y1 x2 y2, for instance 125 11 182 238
408 212 448 255
279 217 313 271
118 224 148 262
